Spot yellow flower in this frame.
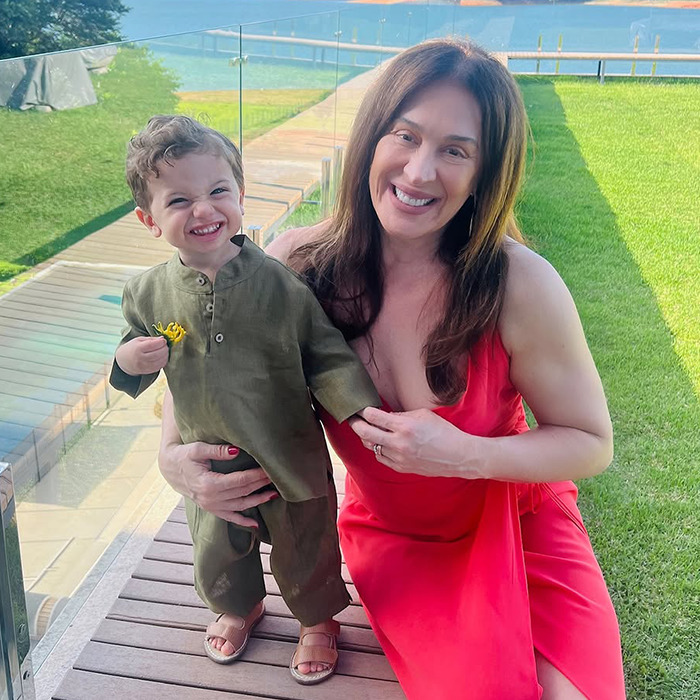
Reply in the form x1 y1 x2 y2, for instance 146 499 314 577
152 321 186 346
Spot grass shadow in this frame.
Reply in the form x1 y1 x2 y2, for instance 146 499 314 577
516 77 700 698
15 201 134 268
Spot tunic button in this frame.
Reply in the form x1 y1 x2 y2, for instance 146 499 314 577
197 276 206 286
205 302 214 313
215 333 224 343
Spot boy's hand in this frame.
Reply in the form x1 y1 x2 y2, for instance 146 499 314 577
116 336 169 376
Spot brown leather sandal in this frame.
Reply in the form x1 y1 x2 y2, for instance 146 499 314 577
289 618 341 685
203 601 265 664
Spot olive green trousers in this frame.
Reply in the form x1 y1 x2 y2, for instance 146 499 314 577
185 468 350 627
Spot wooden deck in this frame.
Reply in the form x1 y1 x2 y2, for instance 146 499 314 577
0 262 141 489
52 473 404 700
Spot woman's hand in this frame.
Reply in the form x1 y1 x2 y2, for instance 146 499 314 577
159 440 274 527
159 389 273 527
350 406 482 479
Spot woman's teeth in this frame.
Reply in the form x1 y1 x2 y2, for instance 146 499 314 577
394 186 434 207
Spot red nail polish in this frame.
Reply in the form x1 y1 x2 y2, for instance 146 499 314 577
269 492 280 500
228 446 238 455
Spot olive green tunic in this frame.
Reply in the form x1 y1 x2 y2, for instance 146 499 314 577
110 234 381 502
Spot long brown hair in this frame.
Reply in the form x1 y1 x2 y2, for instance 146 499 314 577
292 39 528 404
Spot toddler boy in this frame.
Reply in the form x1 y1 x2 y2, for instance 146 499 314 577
110 115 380 684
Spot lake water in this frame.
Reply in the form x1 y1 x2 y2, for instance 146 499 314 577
118 1 700 81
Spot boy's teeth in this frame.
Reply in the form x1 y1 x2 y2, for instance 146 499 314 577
191 223 220 235
394 186 433 207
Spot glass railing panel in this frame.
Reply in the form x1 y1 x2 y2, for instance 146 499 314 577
239 11 352 242
334 4 421 70
238 12 346 151
0 463 32 699
145 26 242 141
0 26 242 668
1 1 697 687
443 5 700 78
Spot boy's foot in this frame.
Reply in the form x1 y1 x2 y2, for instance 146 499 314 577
204 601 265 664
290 618 340 685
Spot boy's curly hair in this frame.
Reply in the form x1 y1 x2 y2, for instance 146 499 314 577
126 115 244 210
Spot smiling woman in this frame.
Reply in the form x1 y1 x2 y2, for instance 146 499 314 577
157 39 626 700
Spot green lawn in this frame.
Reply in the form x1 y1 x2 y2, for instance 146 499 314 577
176 88 331 144
517 77 700 698
0 48 179 282
0 49 344 287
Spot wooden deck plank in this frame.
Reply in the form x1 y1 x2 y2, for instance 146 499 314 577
18 280 124 301
0 392 70 417
0 409 55 429
0 293 124 321
31 265 135 286
0 318 118 353
0 421 48 440
106 598 380 652
92 619 396 681
54 669 272 700
0 355 95 382
0 436 20 452
51 248 169 267
73 642 402 699
130 559 363 606
49 253 153 267
0 343 106 372
144 540 355 584
0 335 109 365
119 578 370 628
0 377 75 405
0 367 86 393
0 302 122 333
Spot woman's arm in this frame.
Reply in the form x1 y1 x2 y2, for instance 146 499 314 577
352 244 613 483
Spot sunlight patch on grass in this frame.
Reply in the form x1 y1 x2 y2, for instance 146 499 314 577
517 76 700 699
177 88 332 142
554 79 700 399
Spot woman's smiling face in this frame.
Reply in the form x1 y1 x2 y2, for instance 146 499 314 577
369 81 482 244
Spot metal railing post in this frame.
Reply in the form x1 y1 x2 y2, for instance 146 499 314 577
0 463 34 700
555 34 563 75
652 35 660 76
246 225 262 247
631 34 639 76
321 157 332 217
331 145 344 207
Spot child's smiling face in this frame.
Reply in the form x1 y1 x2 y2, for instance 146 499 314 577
136 151 244 273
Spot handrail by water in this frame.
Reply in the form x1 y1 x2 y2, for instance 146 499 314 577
202 31 700 80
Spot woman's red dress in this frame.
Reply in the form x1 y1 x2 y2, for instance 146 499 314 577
321 333 625 700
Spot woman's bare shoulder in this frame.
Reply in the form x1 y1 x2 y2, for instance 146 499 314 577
500 238 578 351
503 238 561 294
264 222 327 264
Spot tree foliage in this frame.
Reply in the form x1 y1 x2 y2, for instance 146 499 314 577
0 0 128 60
